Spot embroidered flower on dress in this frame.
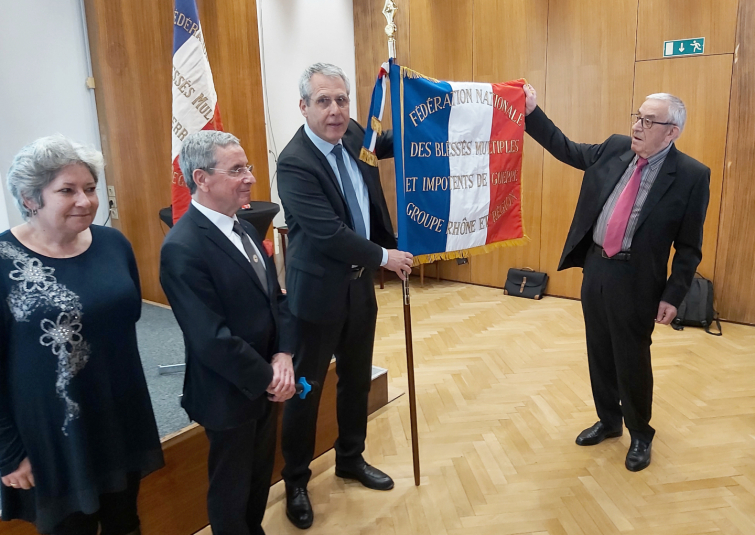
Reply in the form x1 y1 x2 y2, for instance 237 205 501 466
9 258 56 292
1 242 90 435
40 312 84 355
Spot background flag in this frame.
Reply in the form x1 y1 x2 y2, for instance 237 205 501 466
171 0 223 224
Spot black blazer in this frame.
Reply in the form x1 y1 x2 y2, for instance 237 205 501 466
525 106 710 310
160 204 295 430
277 119 397 323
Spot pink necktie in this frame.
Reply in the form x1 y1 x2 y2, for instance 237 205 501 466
603 157 648 257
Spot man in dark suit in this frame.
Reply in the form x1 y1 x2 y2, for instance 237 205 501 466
160 130 296 535
523 85 710 471
277 63 413 529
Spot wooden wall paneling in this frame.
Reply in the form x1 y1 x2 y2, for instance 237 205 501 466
714 0 755 324
539 0 639 299
198 0 272 216
470 0 548 288
408 0 474 81
409 0 475 283
636 0 739 61
84 0 270 305
84 0 173 304
633 55 733 281
353 0 412 232
354 0 390 124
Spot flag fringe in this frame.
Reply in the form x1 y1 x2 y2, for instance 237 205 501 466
412 235 530 266
359 147 378 167
371 116 383 135
400 66 439 83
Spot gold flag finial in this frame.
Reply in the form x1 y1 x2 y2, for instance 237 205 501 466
382 0 398 58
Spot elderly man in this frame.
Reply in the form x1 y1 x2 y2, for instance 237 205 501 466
160 131 295 535
523 87 709 471
277 63 413 529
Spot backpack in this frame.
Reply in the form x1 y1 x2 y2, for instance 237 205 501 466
671 273 722 336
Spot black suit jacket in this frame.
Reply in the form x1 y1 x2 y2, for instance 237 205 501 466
160 204 295 430
277 119 397 323
525 106 710 309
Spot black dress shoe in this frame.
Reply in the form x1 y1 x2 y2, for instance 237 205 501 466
285 485 313 529
625 438 652 472
335 462 394 490
575 421 623 446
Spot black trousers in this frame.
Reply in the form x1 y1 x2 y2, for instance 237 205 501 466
50 472 140 535
204 403 276 535
281 274 378 488
581 245 657 444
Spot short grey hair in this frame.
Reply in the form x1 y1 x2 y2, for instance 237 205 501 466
179 130 240 194
6 134 103 220
299 63 350 104
646 93 687 133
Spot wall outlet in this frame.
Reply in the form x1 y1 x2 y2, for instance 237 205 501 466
107 185 115 197
110 207 119 220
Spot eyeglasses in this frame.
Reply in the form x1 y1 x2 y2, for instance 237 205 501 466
207 164 254 177
631 113 675 130
313 96 350 109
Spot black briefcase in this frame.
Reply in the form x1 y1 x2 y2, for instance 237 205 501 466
504 267 548 300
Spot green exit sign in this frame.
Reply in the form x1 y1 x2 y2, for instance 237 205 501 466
663 37 705 57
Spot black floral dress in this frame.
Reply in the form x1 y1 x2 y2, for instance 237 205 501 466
0 226 164 533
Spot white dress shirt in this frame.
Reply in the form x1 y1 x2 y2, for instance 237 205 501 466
192 199 266 270
303 123 388 266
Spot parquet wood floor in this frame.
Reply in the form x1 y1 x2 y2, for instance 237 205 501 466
198 279 755 534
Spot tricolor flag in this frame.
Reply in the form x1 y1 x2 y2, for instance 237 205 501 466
171 0 223 224
362 61 528 264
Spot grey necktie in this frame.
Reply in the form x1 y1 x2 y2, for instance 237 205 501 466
331 144 367 238
232 221 268 294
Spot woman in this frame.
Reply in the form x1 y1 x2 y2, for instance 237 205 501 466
0 135 164 535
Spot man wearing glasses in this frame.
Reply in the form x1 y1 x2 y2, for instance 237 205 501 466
160 130 296 534
277 63 413 529
522 86 709 472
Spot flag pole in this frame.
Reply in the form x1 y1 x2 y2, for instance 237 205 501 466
402 275 421 486
383 0 420 487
